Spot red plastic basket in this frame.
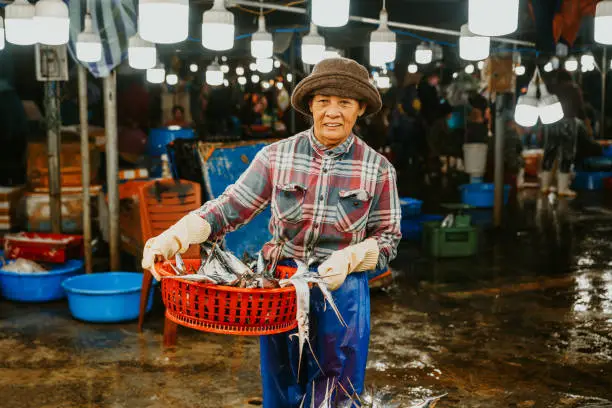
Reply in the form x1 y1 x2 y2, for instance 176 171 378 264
3 232 84 263
157 259 298 336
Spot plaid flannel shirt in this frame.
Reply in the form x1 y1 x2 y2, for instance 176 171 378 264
195 128 401 269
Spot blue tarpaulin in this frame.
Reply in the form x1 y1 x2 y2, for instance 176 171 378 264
200 142 273 259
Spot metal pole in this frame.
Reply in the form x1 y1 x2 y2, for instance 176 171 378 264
226 0 536 47
104 72 120 271
494 93 507 228
602 47 608 139
78 66 93 274
45 81 62 233
289 35 296 134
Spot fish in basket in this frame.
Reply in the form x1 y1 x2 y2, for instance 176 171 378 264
155 243 346 373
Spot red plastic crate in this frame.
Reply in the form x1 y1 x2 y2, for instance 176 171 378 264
3 232 84 263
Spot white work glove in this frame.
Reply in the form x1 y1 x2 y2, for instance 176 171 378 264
317 238 379 291
141 213 211 279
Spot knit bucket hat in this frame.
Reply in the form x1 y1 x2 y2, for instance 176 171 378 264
291 57 382 117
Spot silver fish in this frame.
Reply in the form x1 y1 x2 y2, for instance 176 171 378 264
294 260 347 328
162 274 217 283
410 394 447 408
214 245 252 276
174 252 186 275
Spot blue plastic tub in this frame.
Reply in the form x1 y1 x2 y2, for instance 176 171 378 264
401 214 445 241
62 272 154 323
460 183 510 208
602 145 612 158
572 171 612 190
0 259 84 302
399 198 423 218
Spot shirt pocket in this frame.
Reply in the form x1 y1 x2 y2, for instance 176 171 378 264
334 189 372 232
272 183 307 224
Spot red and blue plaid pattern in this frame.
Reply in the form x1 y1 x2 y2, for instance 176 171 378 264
196 129 401 269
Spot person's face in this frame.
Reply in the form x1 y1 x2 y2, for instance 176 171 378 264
174 109 184 121
428 76 440 87
309 95 366 148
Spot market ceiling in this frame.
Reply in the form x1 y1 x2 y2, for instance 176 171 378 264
154 0 538 58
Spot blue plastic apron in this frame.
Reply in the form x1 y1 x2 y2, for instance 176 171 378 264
259 261 371 407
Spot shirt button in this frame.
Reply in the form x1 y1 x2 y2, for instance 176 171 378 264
319 195 324 201
314 223 319 229
323 168 328 173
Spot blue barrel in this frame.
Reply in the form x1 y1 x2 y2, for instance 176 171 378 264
0 259 84 302
146 127 195 177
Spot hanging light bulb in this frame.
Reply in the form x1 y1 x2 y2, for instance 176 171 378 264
146 62 165 84
221 64 230 73
251 74 260 83
206 60 224 86
139 0 188 44
459 24 490 61
544 62 553 72
5 0 36 46
276 82 284 90
190 63 198 72
551 56 560 70
0 17 5 51
564 56 578 72
238 76 247 85
407 63 418 74
415 43 433 65
249 62 257 71
262 81 271 90
581 52 595 67
514 65 526 76
223 79 229 87
251 14 273 59
128 33 156 69
539 83 564 125
323 48 341 60
468 0 518 36
375 75 391 89
236 66 244 75
256 58 273 73
301 23 325 65
477 61 485 70
581 64 589 73
369 7 396 67
452 72 459 79
274 60 281 68
514 71 540 127
595 1 612 44
465 64 475 74
34 0 69 45
76 14 102 62
286 73 293 82
202 0 235 51
312 0 349 27
166 73 178 86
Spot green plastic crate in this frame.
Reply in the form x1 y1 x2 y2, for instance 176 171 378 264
422 221 478 258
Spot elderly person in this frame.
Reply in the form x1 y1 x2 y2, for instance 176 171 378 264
141 58 401 407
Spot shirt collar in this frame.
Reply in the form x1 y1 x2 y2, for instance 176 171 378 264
308 127 355 158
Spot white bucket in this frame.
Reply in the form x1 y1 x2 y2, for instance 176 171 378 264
463 143 488 179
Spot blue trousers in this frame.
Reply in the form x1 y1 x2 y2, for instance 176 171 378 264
259 271 371 407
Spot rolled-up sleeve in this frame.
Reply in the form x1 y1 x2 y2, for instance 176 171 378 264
366 162 402 269
195 147 272 239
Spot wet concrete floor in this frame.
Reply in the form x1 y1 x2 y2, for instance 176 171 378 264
1 190 612 407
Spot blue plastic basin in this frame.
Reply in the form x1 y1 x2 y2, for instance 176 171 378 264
399 197 423 218
61 272 154 323
0 259 84 302
460 183 510 208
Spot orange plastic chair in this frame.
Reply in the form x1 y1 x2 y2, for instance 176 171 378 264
137 179 202 344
